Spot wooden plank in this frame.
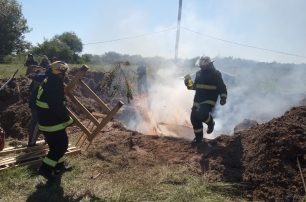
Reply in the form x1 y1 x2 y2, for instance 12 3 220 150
0 149 47 166
76 135 87 148
0 147 78 166
68 94 100 125
1 140 45 152
75 120 92 147
67 108 91 138
64 65 89 94
0 147 81 171
88 101 124 142
79 80 111 113
0 145 75 165
78 121 97 148
0 143 47 156
92 112 106 118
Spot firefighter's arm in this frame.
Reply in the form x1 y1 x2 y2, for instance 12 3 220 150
216 71 227 105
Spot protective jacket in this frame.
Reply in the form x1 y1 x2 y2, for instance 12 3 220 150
36 74 73 132
25 59 38 67
29 72 48 109
188 64 227 108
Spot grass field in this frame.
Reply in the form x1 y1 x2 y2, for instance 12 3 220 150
0 155 245 202
0 64 26 79
0 63 138 79
0 64 104 79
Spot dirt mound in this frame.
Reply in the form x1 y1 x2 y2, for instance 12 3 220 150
241 106 306 200
233 119 258 132
197 106 306 200
87 123 204 174
0 77 31 138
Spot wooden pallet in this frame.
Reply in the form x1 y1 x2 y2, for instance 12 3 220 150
0 65 124 170
65 65 123 151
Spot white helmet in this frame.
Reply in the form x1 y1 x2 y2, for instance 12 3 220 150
196 56 213 67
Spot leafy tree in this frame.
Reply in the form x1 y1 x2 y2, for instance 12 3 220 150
0 0 31 62
79 54 91 63
33 32 83 63
54 32 82 53
33 39 74 62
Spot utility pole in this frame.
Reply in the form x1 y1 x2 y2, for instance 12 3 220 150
174 0 182 62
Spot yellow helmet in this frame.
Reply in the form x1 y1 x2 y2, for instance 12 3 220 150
50 61 69 75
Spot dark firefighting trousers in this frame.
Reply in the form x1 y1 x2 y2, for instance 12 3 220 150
40 129 68 173
190 104 214 141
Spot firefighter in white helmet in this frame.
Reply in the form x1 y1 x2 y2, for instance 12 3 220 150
184 56 227 144
36 61 73 181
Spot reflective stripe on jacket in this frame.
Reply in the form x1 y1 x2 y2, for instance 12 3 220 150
38 117 73 132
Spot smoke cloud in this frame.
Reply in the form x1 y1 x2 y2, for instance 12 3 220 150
121 57 306 140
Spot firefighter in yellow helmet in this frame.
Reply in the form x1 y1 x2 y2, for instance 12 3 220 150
184 56 227 144
36 61 73 181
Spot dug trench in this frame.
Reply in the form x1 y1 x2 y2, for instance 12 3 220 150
0 73 306 201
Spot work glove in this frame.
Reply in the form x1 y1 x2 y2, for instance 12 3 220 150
184 74 193 88
220 97 226 105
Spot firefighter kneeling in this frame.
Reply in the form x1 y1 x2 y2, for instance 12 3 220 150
36 61 73 181
184 56 227 144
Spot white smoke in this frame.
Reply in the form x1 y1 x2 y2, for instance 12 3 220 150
122 57 306 140
213 59 306 136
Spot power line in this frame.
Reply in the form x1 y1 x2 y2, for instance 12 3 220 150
182 26 306 59
83 27 176 46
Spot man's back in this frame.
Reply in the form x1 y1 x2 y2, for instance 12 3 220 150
193 65 226 105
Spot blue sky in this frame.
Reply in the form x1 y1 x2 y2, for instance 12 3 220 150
19 0 306 63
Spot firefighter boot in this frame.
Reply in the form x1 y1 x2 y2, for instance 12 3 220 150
207 119 215 134
55 162 73 174
191 133 203 145
38 163 55 181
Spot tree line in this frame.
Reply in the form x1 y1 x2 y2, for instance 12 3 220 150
0 0 89 64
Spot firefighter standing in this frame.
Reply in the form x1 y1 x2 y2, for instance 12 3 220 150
184 56 227 144
36 61 73 181
24 54 38 75
39 55 51 69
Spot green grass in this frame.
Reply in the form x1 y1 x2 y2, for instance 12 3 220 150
0 63 138 79
0 64 26 79
0 155 245 202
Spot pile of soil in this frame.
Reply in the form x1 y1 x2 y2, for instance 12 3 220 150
233 119 258 132
0 77 32 139
197 105 306 200
241 106 306 200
